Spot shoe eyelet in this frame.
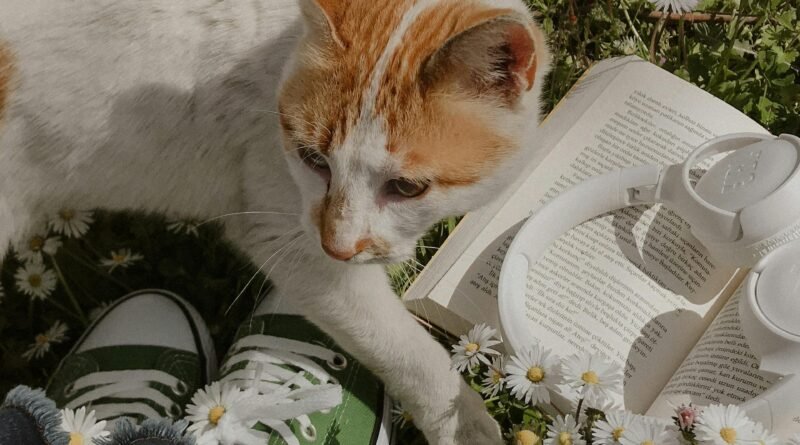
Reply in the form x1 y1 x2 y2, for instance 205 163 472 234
173 381 188 396
302 424 317 441
327 353 347 371
168 404 183 418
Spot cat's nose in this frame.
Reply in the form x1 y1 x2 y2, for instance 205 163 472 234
320 238 373 262
321 242 356 261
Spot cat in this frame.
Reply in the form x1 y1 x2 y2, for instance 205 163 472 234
0 0 550 443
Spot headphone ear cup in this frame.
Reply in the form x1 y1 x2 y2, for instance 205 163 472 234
739 374 800 438
740 243 800 376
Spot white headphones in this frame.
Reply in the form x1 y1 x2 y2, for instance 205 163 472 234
498 133 800 436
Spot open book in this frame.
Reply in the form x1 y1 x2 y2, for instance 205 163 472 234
403 56 796 424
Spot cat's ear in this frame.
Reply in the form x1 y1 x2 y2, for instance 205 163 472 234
422 12 549 105
299 0 348 49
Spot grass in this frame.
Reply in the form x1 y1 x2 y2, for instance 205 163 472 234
0 0 797 443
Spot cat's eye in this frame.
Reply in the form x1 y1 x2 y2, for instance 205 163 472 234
386 178 430 198
299 147 329 171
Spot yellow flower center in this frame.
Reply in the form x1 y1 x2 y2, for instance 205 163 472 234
59 209 76 221
28 274 42 288
720 427 737 444
69 432 84 445
492 371 502 384
515 429 540 445
527 366 545 383
35 334 49 345
402 411 413 422
112 254 127 264
465 342 479 353
558 431 573 445
641 441 654 445
29 236 44 251
208 406 225 425
612 427 625 441
581 371 599 385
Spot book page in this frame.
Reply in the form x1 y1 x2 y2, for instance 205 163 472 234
406 57 768 412
646 286 777 415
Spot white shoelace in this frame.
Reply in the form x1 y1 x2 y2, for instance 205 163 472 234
64 369 188 421
217 333 345 445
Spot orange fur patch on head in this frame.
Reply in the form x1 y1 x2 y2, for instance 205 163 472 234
280 0 415 154
373 2 539 186
399 99 514 186
0 42 15 124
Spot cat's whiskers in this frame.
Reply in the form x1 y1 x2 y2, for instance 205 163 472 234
225 230 303 315
199 211 299 228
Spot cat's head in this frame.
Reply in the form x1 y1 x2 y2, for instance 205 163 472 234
278 0 550 264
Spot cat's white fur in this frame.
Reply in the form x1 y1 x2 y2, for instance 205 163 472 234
0 1 547 443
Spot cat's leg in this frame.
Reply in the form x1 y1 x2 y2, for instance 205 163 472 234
268 241 502 445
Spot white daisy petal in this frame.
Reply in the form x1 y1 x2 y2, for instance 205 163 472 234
648 0 698 13
545 415 586 445
100 249 144 272
481 356 506 398
60 407 110 444
504 345 560 406
22 321 69 361
620 417 679 445
14 261 58 301
49 208 94 238
593 411 638 445
450 323 501 373
694 404 757 445
562 353 622 405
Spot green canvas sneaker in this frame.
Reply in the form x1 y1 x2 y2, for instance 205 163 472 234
188 289 392 445
47 290 216 424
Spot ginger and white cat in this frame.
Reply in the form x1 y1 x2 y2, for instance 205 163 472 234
0 0 550 443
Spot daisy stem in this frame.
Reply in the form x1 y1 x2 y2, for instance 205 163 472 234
574 397 584 422
51 257 88 326
550 402 565 417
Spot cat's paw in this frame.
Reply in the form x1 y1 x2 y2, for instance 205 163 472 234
425 382 503 445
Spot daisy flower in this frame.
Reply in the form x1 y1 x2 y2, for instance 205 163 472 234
14 261 57 300
675 404 701 430
648 0 698 14
22 320 68 360
694 404 756 445
391 402 414 429
16 229 61 263
186 382 263 443
505 344 560 405
620 418 679 445
561 353 622 404
593 411 639 445
49 208 94 238
60 407 109 445
450 323 501 373
167 220 201 237
511 427 541 445
544 415 585 445
100 249 144 272
481 356 506 398
751 422 779 445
